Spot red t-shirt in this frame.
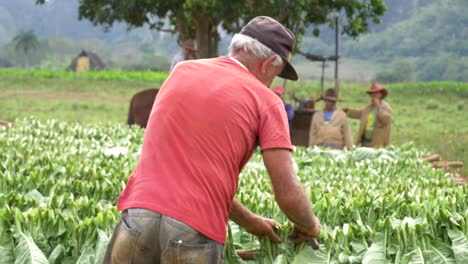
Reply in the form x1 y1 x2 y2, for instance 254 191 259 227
117 57 293 244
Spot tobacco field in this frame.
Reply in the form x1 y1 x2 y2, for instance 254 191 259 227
1 118 467 263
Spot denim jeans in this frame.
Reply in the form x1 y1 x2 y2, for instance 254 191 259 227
104 208 224 264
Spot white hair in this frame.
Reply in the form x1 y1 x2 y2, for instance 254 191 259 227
228 34 283 66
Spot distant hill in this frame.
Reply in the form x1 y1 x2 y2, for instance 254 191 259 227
0 0 466 81
343 0 466 61
299 0 467 82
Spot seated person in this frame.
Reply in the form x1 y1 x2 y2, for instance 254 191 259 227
309 88 353 149
272 86 295 130
343 83 392 147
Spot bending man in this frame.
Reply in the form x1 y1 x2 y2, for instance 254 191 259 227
105 16 320 263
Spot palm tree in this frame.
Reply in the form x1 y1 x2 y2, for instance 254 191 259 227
13 30 40 67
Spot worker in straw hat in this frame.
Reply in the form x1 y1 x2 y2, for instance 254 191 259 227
309 88 353 149
105 16 320 263
343 83 393 147
169 38 197 72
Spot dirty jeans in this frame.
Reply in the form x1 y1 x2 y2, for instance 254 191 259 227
104 208 224 264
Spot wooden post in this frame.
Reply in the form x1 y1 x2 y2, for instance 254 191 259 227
334 16 340 98
282 16 302 88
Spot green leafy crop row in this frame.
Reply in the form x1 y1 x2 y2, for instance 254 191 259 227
1 118 467 263
0 69 169 82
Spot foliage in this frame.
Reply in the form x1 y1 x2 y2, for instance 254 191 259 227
0 68 168 82
339 0 467 81
376 59 417 83
35 0 387 58
13 30 39 54
1 118 467 263
0 118 143 263
417 53 468 82
227 144 468 263
12 30 40 67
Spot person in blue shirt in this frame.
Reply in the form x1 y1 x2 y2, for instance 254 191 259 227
272 85 295 130
309 88 353 149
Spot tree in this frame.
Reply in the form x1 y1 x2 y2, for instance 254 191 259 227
13 29 40 67
36 0 387 58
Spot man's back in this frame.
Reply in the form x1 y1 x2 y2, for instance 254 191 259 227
117 57 291 243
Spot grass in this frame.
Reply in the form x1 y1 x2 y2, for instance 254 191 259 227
1 70 467 174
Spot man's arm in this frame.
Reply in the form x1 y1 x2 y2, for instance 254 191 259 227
262 149 320 238
342 113 354 149
376 103 392 125
344 108 362 119
308 114 319 146
229 199 281 243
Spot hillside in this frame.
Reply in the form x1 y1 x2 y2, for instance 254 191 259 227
299 0 467 82
0 0 466 81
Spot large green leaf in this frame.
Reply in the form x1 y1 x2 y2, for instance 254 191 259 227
401 247 425 264
93 229 109 264
273 254 288 264
47 245 64 264
401 243 457 264
14 232 49 264
291 246 331 264
362 235 389 264
424 241 456 264
0 218 14 264
75 246 94 264
447 229 468 264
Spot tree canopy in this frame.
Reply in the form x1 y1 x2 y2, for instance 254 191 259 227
36 0 386 58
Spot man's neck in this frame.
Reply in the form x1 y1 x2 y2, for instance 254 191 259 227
229 56 248 71
231 55 253 71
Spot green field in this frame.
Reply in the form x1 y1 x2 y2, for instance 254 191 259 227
1 119 467 263
1 70 467 262
1 69 466 174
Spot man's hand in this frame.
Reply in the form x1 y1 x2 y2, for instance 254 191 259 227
244 215 282 243
229 200 282 243
289 215 321 249
291 215 320 240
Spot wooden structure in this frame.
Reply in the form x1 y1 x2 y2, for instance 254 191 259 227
423 153 466 185
68 50 106 72
290 110 315 146
0 120 11 127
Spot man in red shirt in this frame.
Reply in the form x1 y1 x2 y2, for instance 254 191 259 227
105 16 320 263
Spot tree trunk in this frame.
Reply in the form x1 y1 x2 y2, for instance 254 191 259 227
175 12 190 42
192 14 219 58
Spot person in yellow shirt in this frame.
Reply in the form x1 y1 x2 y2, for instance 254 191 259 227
344 83 392 147
309 88 353 149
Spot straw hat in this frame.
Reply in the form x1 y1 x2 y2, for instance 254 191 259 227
179 39 197 51
322 88 338 102
366 83 388 98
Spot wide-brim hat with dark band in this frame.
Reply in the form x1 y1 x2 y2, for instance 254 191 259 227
322 88 338 102
366 83 388 98
239 16 298 81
